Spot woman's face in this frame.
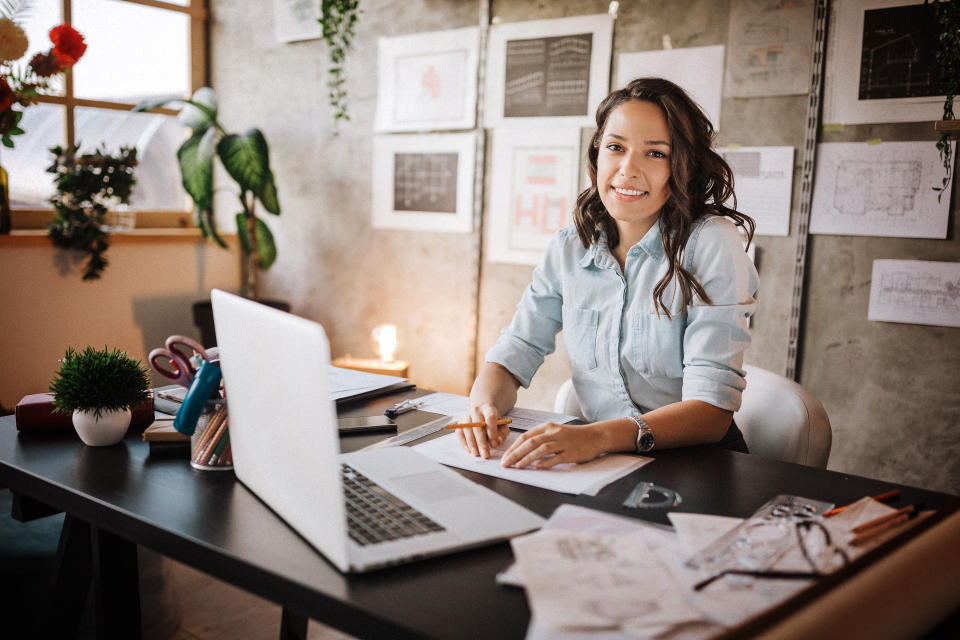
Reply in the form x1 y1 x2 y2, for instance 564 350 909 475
596 99 672 237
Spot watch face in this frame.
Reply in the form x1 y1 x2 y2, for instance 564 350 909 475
637 431 655 452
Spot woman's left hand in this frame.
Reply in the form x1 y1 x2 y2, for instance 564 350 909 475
500 422 606 469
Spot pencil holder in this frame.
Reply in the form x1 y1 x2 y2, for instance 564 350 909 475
190 400 232 471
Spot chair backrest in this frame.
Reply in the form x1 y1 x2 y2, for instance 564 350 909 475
552 365 832 468
735 364 832 468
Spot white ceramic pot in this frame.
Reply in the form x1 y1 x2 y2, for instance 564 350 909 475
72 407 132 446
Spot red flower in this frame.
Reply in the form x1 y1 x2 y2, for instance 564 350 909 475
0 77 12 112
29 51 66 77
49 24 86 67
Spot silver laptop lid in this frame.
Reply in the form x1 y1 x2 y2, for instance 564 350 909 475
210 288 350 571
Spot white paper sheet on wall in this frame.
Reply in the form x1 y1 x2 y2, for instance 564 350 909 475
724 0 815 97
868 260 960 328
809 141 952 239
615 46 725 131
720 146 794 236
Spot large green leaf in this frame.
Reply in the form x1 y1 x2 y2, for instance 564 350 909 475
132 94 182 113
176 127 217 212
235 213 277 270
177 87 218 132
217 129 281 215
198 207 228 249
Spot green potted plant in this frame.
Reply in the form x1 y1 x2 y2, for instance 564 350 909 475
133 87 281 299
931 0 960 201
46 144 138 280
50 345 151 446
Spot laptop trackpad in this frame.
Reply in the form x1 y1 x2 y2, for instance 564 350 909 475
391 471 477 502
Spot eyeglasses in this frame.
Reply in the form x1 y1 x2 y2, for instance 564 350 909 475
693 519 849 591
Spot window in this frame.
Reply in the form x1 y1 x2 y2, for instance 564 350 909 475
5 0 207 229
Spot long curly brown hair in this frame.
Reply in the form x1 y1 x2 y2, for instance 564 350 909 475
574 77 755 317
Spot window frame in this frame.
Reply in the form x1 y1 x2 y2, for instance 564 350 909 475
9 0 209 230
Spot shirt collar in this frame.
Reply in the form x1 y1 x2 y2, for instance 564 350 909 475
577 222 666 269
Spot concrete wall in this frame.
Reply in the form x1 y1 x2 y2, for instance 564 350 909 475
209 0 959 494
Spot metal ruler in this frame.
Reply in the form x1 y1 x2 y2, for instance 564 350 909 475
785 0 830 381
362 415 454 450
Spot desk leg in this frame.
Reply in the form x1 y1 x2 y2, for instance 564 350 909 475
92 526 142 640
280 608 308 640
49 515 93 638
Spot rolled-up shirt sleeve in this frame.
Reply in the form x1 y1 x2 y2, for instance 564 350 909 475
485 233 565 388
681 218 759 411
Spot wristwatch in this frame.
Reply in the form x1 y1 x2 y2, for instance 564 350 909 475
630 415 655 453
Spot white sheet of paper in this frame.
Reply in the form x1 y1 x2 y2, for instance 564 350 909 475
719 146 794 236
413 393 578 428
724 0 815 98
327 366 406 400
868 260 960 328
512 529 703 631
809 141 952 239
616 46 725 131
413 432 649 496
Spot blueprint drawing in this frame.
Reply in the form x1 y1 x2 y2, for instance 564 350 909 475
868 260 960 328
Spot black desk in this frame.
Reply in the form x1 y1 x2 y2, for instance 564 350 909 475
0 392 955 640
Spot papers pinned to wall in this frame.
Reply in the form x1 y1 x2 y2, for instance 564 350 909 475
868 260 960 328
485 14 613 128
371 133 476 233
823 0 945 125
724 0 815 98
720 146 794 237
616 45 725 131
486 127 582 265
809 140 952 239
274 0 321 43
375 27 479 132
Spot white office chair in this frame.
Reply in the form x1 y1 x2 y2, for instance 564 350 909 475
553 364 832 468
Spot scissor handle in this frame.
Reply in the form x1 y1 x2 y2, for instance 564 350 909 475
148 347 193 387
165 335 210 362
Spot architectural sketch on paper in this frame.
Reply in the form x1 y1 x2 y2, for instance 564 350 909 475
724 0 814 97
809 141 952 239
720 146 794 236
868 260 960 328
858 4 941 101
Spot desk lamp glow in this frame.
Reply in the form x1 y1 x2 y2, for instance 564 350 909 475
331 325 409 377
372 325 397 363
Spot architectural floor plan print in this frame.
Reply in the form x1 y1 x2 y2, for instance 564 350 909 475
810 141 952 238
868 260 960 328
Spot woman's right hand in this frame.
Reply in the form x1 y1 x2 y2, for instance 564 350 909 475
457 401 510 460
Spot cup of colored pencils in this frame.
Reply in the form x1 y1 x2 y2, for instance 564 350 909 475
190 400 232 471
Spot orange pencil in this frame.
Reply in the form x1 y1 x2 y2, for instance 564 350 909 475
445 418 512 430
850 513 911 546
850 504 915 534
824 489 900 517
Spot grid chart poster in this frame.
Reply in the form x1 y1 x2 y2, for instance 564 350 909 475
504 33 592 118
868 260 960 328
371 133 476 233
375 27 479 132
824 0 944 124
724 0 814 97
809 141 952 239
719 146 794 237
487 128 581 265
485 14 613 128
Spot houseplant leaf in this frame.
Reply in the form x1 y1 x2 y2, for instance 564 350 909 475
217 129 280 214
235 213 277 270
177 87 218 132
132 94 183 113
177 127 216 213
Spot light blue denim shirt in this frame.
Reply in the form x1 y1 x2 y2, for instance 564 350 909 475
485 216 759 421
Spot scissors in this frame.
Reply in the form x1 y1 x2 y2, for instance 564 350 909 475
149 335 212 388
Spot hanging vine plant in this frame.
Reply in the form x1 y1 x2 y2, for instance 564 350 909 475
319 0 361 133
46 144 138 280
930 0 960 201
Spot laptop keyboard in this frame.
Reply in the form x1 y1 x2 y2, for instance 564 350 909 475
341 464 445 546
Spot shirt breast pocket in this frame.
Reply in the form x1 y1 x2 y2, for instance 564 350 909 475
632 312 684 378
564 307 599 371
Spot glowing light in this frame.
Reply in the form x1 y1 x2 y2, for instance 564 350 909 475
372 325 398 363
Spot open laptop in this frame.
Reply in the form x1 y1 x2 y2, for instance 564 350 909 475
210 289 544 572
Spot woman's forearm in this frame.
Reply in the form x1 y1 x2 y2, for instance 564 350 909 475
469 362 521 415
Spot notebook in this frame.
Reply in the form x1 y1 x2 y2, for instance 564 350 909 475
210 289 544 572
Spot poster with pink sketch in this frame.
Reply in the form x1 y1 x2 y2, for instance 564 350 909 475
487 127 582 265
375 27 480 132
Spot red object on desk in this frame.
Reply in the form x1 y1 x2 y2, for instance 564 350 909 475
14 392 154 432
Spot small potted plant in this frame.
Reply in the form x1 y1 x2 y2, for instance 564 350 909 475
50 346 151 446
